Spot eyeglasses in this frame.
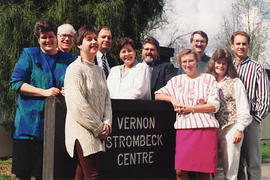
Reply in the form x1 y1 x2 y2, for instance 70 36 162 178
193 39 207 44
59 34 74 39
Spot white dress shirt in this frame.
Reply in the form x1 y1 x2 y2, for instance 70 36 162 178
107 61 151 100
96 51 111 72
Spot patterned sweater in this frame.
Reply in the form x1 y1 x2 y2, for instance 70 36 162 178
64 56 112 157
215 76 252 130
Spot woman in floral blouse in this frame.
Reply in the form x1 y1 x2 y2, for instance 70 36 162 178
206 48 251 180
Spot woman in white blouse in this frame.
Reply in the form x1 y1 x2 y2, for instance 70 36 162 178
155 49 220 180
64 26 112 179
206 48 251 180
107 37 151 100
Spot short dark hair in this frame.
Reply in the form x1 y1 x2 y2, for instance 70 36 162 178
143 36 160 53
205 48 238 79
75 26 97 52
97 26 111 36
117 37 136 54
178 49 200 65
33 20 57 39
231 31 250 44
190 31 208 44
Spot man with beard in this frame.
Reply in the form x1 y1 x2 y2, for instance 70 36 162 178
142 36 176 99
179 31 210 74
95 26 115 78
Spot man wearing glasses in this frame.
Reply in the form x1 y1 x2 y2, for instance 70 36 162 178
57 24 76 53
179 31 210 74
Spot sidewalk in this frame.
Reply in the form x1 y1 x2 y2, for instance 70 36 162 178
262 162 270 180
215 162 270 180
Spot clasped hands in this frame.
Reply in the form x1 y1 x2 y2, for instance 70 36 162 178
171 98 192 115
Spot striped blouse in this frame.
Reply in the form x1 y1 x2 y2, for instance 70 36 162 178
235 57 269 123
155 73 220 129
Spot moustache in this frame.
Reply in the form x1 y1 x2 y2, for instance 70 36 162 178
145 53 154 57
195 45 203 48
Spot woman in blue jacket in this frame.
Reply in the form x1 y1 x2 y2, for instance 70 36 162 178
10 20 75 180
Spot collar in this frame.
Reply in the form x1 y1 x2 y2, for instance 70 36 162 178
96 51 106 60
219 75 230 83
143 59 158 67
125 60 138 68
78 56 95 66
240 56 250 64
234 56 250 66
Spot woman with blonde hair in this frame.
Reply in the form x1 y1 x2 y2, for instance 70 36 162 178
155 49 220 180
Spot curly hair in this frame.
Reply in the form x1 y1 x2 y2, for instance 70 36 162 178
33 20 57 39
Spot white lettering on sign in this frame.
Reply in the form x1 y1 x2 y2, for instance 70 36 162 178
117 151 154 166
105 134 163 149
117 116 155 130
106 116 164 167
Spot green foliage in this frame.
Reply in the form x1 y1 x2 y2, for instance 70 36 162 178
0 0 39 129
0 0 165 129
0 174 15 180
0 158 12 165
261 143 270 162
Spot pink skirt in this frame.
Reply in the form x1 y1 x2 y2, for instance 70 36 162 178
175 128 217 173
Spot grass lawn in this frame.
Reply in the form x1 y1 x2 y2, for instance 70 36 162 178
0 158 14 180
261 143 270 162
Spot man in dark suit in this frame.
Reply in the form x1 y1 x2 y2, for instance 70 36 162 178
95 26 115 78
142 37 176 99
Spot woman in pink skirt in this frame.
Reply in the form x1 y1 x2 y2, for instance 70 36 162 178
155 49 220 180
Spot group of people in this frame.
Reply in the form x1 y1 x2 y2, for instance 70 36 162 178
10 19 269 180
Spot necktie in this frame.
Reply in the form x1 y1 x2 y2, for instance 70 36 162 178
102 54 109 78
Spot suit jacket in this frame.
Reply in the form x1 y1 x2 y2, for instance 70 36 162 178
150 60 176 99
94 54 116 68
94 53 116 78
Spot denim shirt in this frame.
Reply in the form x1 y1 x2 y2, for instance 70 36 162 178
10 47 75 140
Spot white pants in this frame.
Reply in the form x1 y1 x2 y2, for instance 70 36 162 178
218 124 243 180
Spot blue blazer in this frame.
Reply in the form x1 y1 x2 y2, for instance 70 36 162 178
10 47 75 140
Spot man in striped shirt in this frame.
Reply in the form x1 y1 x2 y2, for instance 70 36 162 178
231 31 269 180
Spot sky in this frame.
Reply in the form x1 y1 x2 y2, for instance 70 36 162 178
151 0 270 67
151 0 233 53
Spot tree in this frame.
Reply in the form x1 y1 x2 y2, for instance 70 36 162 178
0 0 165 128
0 0 39 129
214 0 270 67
